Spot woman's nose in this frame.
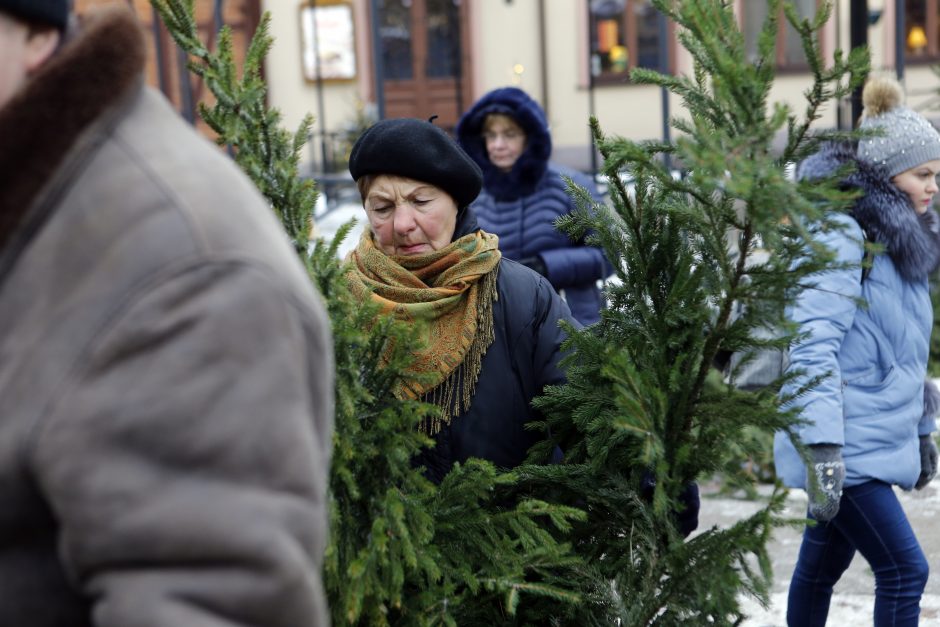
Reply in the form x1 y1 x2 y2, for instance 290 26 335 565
393 206 417 233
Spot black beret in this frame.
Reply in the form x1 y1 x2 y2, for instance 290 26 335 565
348 118 483 209
0 0 68 30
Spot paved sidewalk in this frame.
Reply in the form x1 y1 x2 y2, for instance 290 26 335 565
700 478 940 626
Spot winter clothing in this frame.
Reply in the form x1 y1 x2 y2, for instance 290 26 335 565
774 144 940 491
857 77 940 177
807 444 845 522
639 473 701 538
456 87 611 325
777 140 940 626
346 227 501 434
0 0 67 29
0 8 334 626
916 435 939 489
788 481 929 626
411 208 578 483
349 117 483 209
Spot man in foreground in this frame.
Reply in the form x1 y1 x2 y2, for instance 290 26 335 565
0 1 334 625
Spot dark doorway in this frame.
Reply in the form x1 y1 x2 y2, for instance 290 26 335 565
375 0 473 130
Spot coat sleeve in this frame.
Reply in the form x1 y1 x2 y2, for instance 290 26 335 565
29 261 334 627
540 170 613 288
782 219 865 446
532 274 581 389
920 378 940 436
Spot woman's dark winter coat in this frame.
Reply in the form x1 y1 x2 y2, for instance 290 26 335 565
456 87 611 325
414 209 578 483
0 8 333 626
775 143 940 490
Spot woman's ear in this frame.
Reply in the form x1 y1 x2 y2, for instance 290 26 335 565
24 29 60 75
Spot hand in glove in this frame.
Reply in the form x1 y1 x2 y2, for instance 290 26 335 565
518 255 547 278
915 435 938 490
639 472 699 538
807 444 845 522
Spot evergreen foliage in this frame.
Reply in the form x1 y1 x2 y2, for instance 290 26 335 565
149 0 870 623
518 0 869 623
149 1 583 624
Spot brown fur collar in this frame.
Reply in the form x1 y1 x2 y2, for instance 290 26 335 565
0 7 145 250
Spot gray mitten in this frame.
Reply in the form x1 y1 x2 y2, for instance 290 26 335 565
915 435 938 490
807 444 845 522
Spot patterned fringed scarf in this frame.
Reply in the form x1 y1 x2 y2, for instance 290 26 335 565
346 229 501 434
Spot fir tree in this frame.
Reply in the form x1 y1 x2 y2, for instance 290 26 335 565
148 1 583 624
148 0 870 623
519 0 869 624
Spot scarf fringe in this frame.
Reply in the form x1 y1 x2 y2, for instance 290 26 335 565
421 266 499 435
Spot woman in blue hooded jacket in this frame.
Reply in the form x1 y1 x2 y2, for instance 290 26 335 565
776 77 940 626
456 87 611 325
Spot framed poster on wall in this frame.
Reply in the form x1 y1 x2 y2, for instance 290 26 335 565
300 1 356 82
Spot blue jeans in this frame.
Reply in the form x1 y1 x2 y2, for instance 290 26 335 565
787 480 929 626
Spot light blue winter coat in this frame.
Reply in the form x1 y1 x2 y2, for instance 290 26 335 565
774 144 940 491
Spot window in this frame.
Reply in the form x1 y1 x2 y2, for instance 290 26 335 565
589 0 670 83
378 0 414 80
743 0 819 71
425 0 462 78
904 0 940 62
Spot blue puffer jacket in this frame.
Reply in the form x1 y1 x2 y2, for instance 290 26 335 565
456 87 611 325
774 144 940 491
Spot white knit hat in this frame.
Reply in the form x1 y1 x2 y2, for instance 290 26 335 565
857 76 940 177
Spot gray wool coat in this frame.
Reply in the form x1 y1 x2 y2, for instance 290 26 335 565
0 7 333 626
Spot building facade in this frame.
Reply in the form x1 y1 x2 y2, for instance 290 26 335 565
264 0 940 176
74 1 940 176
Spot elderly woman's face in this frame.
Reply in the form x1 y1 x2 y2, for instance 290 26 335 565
483 115 526 173
363 175 458 256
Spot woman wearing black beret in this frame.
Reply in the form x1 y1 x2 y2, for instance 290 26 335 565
345 117 577 482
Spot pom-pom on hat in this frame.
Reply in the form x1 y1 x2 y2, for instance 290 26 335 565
857 76 940 177
0 0 69 30
348 117 483 209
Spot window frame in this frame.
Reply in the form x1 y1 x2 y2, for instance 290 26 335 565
588 0 675 86
902 0 940 65
741 0 822 74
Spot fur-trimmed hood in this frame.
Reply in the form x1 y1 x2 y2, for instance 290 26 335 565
0 6 145 254
798 142 940 281
455 87 551 201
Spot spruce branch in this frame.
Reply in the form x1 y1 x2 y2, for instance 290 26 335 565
532 1 869 623
149 1 587 624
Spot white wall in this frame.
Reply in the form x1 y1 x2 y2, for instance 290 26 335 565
263 0 363 172
469 0 542 96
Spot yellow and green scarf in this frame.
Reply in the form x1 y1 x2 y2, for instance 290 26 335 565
346 229 501 434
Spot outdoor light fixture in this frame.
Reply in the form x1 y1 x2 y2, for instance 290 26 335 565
908 25 928 53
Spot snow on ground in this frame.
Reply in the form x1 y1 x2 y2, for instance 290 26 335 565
739 592 940 626
703 480 940 626
312 198 364 260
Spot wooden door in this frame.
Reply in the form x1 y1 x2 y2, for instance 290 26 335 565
376 0 472 131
